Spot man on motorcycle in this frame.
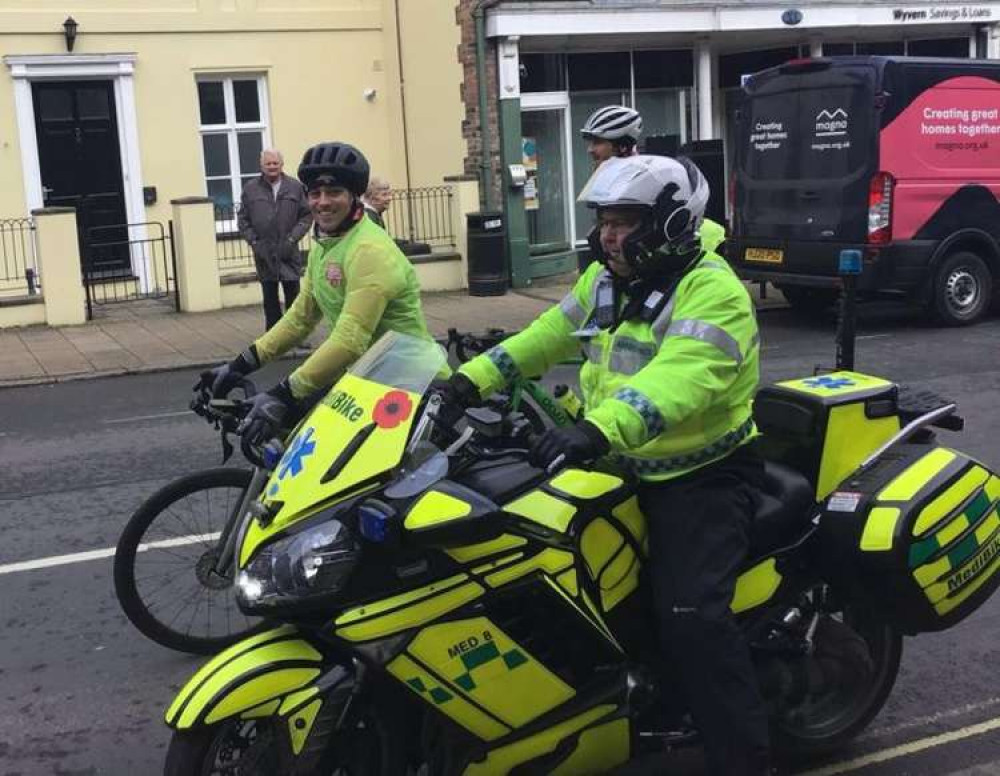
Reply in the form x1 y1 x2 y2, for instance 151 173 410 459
200 141 434 444
445 155 770 775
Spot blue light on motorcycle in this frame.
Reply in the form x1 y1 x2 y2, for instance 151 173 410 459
263 439 285 470
358 501 395 543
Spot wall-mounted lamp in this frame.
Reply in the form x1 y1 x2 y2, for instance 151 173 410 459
63 17 78 53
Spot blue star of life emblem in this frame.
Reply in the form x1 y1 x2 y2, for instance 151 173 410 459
278 427 317 480
804 376 856 390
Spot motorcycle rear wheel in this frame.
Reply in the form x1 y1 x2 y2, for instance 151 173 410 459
770 602 902 761
114 467 265 655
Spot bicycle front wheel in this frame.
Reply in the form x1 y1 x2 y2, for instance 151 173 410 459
114 467 265 654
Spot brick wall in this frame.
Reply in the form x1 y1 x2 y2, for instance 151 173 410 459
455 1 503 208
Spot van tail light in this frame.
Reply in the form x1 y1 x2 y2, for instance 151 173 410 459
868 172 895 245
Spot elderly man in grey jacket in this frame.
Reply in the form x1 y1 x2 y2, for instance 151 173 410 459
238 149 313 330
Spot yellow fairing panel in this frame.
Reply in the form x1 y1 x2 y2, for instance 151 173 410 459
405 490 472 530
388 654 510 741
549 469 623 500
446 534 527 563
732 558 782 614
914 467 991 536
462 705 618 776
241 373 418 566
817 402 899 500
165 626 323 730
504 490 576 533
408 617 575 728
484 548 573 587
337 581 485 642
550 717 630 776
879 448 958 502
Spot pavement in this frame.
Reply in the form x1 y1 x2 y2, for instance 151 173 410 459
0 274 787 388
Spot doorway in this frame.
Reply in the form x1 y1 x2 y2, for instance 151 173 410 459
32 80 130 276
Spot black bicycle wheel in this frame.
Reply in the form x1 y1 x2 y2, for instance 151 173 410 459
114 467 265 655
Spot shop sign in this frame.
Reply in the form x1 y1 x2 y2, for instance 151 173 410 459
891 5 994 23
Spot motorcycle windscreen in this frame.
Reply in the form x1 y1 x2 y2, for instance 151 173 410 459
259 332 447 529
735 62 877 246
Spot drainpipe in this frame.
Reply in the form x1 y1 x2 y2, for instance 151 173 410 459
474 0 500 210
393 0 416 240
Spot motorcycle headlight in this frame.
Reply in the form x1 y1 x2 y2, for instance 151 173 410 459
236 519 359 612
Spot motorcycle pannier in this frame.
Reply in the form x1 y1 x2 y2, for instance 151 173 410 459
818 442 1000 634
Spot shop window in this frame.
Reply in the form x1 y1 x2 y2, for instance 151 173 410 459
633 49 693 89
907 38 969 57
823 42 856 56
719 47 798 89
857 40 905 55
197 75 271 214
520 53 567 92
568 52 631 91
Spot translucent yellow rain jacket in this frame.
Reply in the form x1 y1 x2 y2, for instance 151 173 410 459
254 215 433 398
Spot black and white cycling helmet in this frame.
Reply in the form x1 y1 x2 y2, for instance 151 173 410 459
578 154 710 277
580 105 643 143
297 142 370 196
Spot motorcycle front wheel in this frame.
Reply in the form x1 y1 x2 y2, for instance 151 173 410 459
769 601 902 761
114 467 265 654
163 700 406 776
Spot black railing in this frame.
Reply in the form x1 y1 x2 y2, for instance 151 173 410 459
386 186 455 248
82 221 178 318
0 217 39 295
214 185 456 267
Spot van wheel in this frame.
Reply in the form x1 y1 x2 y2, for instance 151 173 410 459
931 252 992 326
779 286 840 318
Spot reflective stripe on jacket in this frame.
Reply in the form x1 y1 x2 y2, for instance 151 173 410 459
459 245 760 481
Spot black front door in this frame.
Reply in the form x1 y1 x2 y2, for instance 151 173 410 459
33 80 130 275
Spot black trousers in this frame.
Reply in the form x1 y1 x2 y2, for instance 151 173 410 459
261 279 300 331
638 445 771 776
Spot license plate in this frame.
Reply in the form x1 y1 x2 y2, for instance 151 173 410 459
745 247 784 264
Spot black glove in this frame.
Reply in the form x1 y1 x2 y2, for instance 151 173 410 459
435 373 482 428
238 379 296 446
529 421 610 471
198 346 259 398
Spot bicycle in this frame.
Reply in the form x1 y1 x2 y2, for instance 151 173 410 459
113 381 277 655
441 327 582 432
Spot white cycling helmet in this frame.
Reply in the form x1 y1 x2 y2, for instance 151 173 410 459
579 155 710 276
580 105 643 143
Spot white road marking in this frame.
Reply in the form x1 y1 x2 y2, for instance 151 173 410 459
862 696 1000 740
102 410 191 425
0 532 221 576
857 334 892 340
802 715 1000 775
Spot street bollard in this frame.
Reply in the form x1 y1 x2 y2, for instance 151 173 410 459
836 249 862 371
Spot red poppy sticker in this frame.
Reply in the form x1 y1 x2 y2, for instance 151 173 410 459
372 390 413 429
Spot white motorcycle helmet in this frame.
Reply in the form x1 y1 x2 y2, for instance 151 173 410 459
578 154 710 278
580 105 643 146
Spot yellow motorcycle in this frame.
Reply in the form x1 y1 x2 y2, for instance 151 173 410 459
162 331 1000 774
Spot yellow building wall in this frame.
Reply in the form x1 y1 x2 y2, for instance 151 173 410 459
0 0 465 224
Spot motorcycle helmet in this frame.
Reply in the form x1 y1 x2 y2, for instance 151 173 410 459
578 154 710 279
297 142 370 197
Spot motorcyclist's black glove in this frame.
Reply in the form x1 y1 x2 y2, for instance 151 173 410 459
199 346 260 398
238 379 296 447
435 372 482 428
529 420 610 471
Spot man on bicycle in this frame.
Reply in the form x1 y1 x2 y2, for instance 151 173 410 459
581 104 727 256
444 155 770 775
200 141 435 443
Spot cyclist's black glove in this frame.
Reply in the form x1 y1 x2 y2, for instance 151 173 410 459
435 372 482 428
238 379 296 447
199 346 260 398
529 421 609 471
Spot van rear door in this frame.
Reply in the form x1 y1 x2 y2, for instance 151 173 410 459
734 61 880 257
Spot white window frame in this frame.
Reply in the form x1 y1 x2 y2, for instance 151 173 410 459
195 74 272 233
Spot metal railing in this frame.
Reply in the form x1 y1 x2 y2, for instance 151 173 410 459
0 217 39 295
214 184 456 268
386 186 456 249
